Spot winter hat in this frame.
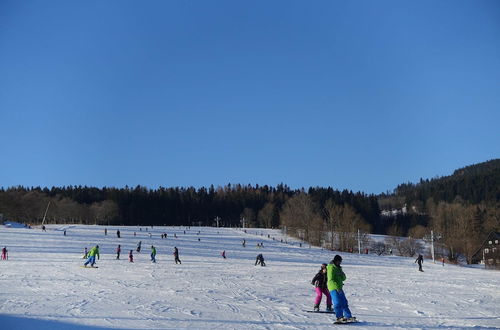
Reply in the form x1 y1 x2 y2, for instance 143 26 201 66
333 255 342 263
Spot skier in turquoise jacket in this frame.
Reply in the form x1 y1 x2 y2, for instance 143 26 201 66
327 255 355 323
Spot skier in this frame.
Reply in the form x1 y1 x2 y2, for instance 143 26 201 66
151 245 157 263
311 263 332 312
221 250 226 259
1 246 8 260
116 230 121 238
136 241 142 253
129 250 134 263
116 245 121 259
83 245 100 268
415 254 424 272
83 247 88 259
255 253 265 266
105 228 107 236
242 239 246 247
327 255 356 323
173 247 181 264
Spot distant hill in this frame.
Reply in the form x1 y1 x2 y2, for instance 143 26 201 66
383 159 500 207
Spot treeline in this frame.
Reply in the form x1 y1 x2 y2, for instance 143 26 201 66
392 159 500 206
0 185 379 245
378 159 500 263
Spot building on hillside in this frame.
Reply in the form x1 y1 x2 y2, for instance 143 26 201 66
380 204 408 218
471 232 500 270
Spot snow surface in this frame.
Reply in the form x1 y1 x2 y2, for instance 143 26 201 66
0 224 499 330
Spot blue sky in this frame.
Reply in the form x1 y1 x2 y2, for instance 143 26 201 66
1 0 499 194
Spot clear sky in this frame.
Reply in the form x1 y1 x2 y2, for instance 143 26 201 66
1 0 499 194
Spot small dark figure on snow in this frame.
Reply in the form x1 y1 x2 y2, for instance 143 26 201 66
415 254 424 272
255 253 265 266
1 247 8 260
116 245 121 259
129 250 134 263
173 247 181 264
311 263 332 311
116 230 121 238
221 250 226 259
136 241 142 253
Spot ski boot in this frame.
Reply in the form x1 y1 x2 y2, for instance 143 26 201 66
345 317 357 323
334 317 347 324
326 304 333 312
313 304 320 312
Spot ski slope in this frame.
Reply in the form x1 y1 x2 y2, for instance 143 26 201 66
0 224 499 330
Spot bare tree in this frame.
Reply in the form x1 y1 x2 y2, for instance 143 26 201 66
240 208 256 228
257 202 275 228
279 193 321 243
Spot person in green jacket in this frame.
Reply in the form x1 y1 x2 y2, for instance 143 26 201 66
150 245 157 263
327 255 355 323
84 245 100 267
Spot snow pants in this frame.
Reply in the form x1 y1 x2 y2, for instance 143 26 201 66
314 287 332 306
84 255 96 266
331 289 352 319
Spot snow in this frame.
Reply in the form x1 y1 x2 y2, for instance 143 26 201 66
0 225 499 330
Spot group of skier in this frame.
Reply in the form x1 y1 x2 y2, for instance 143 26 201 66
83 244 181 267
311 255 357 324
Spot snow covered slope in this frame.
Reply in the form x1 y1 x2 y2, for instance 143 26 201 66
0 225 499 329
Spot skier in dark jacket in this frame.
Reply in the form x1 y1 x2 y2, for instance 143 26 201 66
415 254 424 272
173 247 181 264
255 253 265 266
311 263 332 311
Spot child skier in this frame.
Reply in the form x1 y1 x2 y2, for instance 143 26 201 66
327 255 356 323
311 263 332 312
1 246 8 260
116 245 121 259
129 250 134 263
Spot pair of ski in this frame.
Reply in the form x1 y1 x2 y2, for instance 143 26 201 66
80 265 99 268
305 311 358 324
